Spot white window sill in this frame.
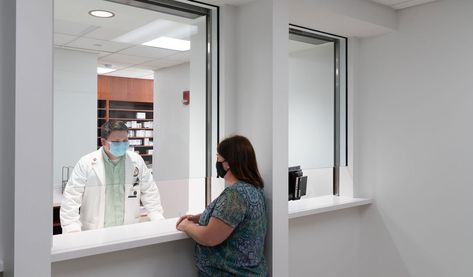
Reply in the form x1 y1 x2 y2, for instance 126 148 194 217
288 195 372 219
51 218 188 262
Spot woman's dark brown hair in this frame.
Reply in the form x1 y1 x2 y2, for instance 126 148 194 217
217 135 264 188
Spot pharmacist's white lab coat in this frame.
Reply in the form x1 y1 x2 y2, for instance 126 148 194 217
60 148 164 233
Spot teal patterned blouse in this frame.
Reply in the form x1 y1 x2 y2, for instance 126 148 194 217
194 181 268 277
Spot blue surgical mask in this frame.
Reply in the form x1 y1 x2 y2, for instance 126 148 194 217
108 141 129 157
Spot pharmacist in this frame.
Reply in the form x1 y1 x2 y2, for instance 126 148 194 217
60 120 165 233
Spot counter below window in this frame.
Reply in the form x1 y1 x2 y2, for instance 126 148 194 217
51 218 188 262
288 195 372 219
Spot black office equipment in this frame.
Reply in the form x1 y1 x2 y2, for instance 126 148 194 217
288 166 308 201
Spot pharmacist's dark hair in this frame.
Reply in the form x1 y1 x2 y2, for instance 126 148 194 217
217 135 264 188
101 121 128 139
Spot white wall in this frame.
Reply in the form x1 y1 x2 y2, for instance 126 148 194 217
356 0 473 276
289 208 362 277
154 63 190 218
0 0 15 275
188 17 207 179
154 63 190 181
289 43 334 169
52 239 196 277
53 48 97 191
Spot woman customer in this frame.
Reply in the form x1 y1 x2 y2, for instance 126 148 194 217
176 135 267 276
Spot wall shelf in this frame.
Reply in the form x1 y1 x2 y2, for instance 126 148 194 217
128 137 153 139
109 108 153 113
109 118 153 121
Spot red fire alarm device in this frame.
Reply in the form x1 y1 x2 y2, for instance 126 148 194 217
183 90 190 105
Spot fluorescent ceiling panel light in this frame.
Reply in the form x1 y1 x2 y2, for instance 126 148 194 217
113 19 197 45
113 19 174 44
97 67 116 74
142 37 190 51
89 10 115 18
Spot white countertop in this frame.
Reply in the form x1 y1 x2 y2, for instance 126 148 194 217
51 195 371 263
288 195 372 219
51 218 188 262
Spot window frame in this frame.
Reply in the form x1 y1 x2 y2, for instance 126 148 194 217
288 24 348 196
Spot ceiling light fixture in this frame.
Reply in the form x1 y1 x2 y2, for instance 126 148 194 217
97 67 116 74
89 10 115 18
142 37 190 51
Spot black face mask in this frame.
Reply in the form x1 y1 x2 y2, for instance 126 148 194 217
216 161 228 178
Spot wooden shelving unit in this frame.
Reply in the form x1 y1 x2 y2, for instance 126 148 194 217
97 99 154 165
97 76 155 166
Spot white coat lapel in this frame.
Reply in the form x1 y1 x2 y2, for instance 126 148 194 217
92 148 106 186
125 152 137 187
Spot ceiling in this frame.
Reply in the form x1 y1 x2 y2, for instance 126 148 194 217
54 0 202 79
55 0 441 80
369 0 438 10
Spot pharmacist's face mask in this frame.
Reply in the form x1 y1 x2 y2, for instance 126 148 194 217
107 141 129 157
104 130 129 157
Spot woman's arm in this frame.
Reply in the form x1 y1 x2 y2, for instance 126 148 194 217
176 213 201 228
177 217 233 247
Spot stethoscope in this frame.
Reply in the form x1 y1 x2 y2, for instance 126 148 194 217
128 179 139 198
128 167 140 198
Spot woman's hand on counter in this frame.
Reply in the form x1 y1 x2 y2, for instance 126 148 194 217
176 214 201 230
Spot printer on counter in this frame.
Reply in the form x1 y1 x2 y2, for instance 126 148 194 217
288 166 308 201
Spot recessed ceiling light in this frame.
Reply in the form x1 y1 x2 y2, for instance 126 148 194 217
97 67 116 74
89 10 115 18
142 37 190 51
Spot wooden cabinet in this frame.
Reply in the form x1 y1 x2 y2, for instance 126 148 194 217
97 76 154 166
98 75 153 102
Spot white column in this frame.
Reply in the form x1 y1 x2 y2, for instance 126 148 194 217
229 0 289 275
15 0 53 276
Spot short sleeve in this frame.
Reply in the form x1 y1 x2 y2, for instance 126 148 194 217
211 188 246 228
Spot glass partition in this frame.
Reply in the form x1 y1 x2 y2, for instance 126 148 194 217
53 0 217 234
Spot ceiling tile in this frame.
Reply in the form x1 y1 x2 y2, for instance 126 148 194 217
164 51 190 62
54 19 98 36
54 33 77 46
117 45 178 59
139 59 187 71
99 53 155 66
66 37 130 53
103 68 154 79
369 0 438 9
